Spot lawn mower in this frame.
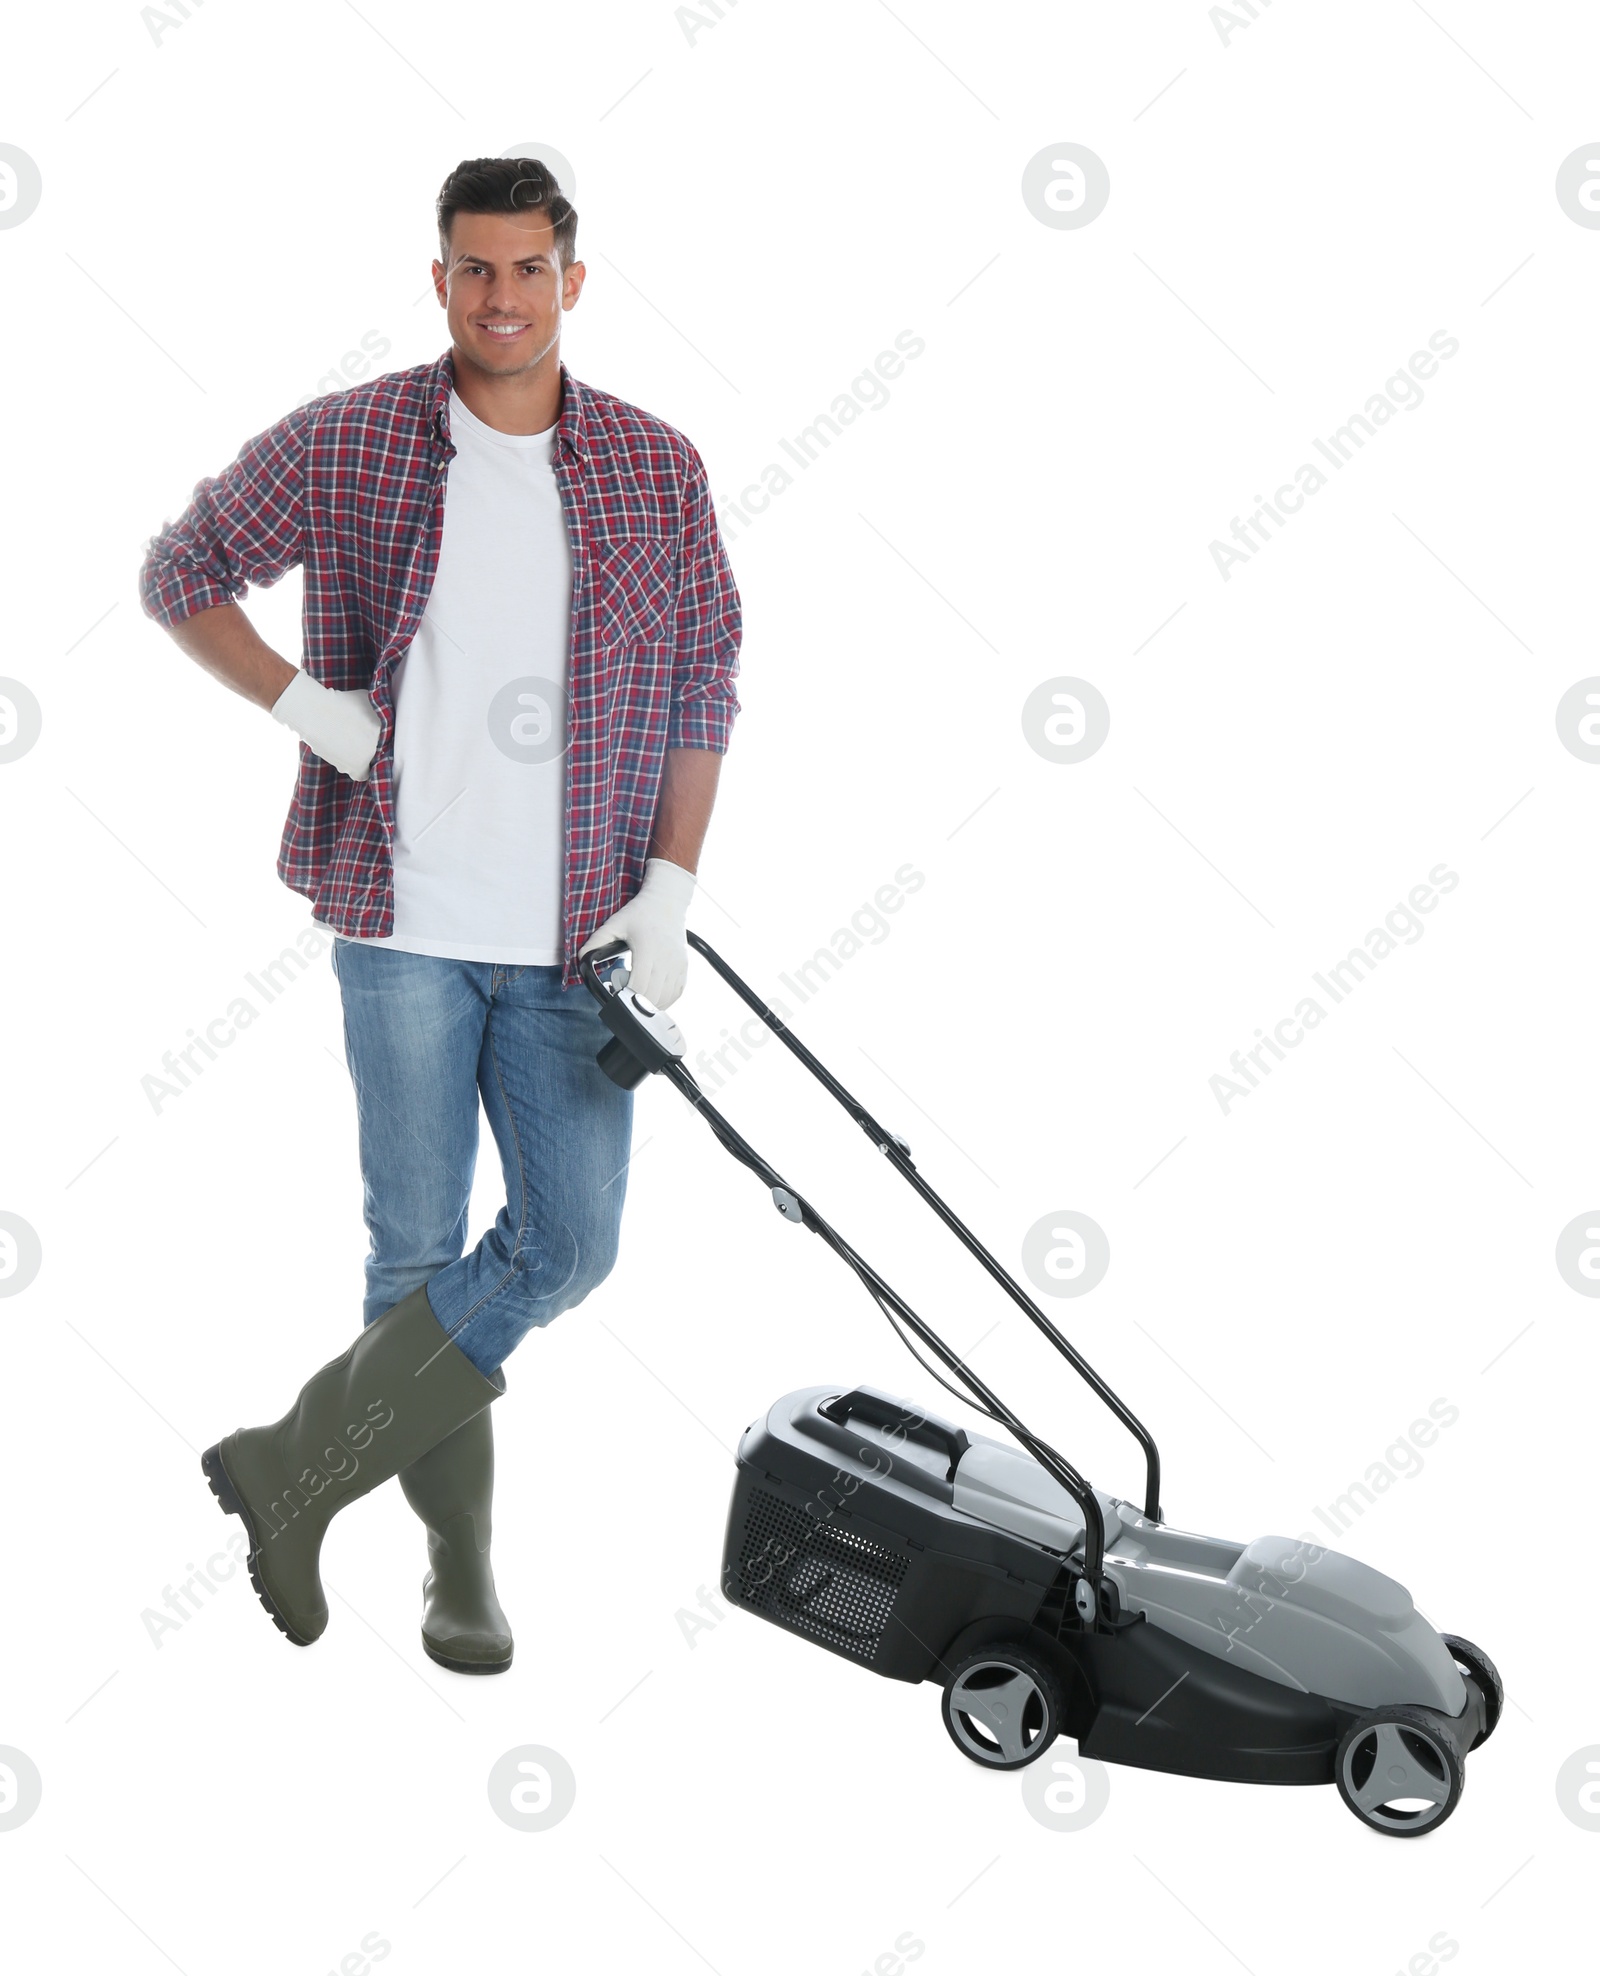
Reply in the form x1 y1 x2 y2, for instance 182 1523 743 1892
580 935 1500 1835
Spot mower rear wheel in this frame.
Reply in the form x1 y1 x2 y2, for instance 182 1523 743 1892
1441 1634 1502 1748
1335 1706 1464 1836
941 1642 1064 1771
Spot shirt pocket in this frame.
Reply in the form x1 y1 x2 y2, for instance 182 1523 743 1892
595 535 675 646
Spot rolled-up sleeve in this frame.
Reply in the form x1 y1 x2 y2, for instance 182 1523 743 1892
666 441 742 751
139 406 311 627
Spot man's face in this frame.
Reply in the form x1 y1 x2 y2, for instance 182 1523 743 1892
432 208 584 379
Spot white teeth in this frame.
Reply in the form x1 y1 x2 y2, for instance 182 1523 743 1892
483 323 525 335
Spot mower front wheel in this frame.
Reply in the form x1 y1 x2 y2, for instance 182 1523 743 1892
941 1642 1064 1771
1335 1706 1464 1836
1442 1634 1503 1748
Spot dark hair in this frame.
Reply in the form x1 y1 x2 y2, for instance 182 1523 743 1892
435 156 578 267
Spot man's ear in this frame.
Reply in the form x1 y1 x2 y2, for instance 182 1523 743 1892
430 258 448 307
562 259 586 311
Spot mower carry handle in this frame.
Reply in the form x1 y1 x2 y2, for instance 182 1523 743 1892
819 1387 971 1480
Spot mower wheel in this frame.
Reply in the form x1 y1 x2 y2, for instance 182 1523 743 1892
1441 1634 1503 1748
941 1642 1064 1771
1335 1705 1464 1836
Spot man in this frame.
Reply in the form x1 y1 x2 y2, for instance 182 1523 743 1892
138 157 741 1672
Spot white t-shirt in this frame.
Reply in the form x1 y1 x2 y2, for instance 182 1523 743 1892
332 389 573 964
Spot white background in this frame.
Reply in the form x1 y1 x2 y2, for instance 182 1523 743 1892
2 0 1596 1969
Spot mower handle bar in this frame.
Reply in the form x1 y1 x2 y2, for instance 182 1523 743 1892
577 934 1161 1586
680 934 1163 1519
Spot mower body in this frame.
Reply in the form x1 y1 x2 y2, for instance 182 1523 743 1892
579 937 1496 1829
723 1385 1486 1786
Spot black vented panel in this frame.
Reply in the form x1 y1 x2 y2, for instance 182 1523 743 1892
732 1488 907 1664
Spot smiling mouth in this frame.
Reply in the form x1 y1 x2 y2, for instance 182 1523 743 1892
479 321 530 339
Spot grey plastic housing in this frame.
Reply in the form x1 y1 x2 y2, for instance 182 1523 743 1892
952 1439 1124 1554
1101 1504 1467 1714
748 1385 1467 1716
944 1417 1467 1714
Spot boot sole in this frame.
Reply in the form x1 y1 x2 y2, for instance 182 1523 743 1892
422 1636 514 1676
201 1444 316 1648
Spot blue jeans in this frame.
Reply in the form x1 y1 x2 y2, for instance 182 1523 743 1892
330 940 634 1377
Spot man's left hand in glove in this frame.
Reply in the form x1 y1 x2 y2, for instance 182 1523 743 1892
581 857 697 1009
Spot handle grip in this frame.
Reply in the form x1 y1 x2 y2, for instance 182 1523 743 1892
578 938 688 1088
818 1387 970 1479
578 938 629 1006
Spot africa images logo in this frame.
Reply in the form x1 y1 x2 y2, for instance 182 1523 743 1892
1211 863 1459 1114
1208 332 1459 581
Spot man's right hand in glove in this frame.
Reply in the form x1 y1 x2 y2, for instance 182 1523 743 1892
157 602 384 782
270 669 384 782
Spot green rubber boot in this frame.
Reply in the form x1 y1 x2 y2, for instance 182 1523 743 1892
399 1408 514 1674
201 1286 504 1646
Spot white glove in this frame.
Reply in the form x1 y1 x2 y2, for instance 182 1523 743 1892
270 669 383 782
582 858 696 1008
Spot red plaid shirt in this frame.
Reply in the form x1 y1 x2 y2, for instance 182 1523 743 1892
139 352 741 983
